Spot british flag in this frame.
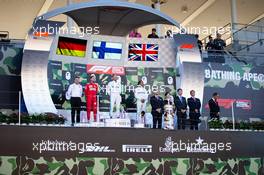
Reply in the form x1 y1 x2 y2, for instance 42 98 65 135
128 43 159 61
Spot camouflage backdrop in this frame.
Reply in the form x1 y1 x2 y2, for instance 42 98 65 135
0 44 23 76
48 60 176 113
203 63 264 119
0 156 263 175
0 43 23 110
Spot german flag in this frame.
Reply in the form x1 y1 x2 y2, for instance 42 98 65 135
56 37 87 57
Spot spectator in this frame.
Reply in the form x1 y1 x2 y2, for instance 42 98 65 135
195 34 203 53
205 35 214 50
213 33 226 50
148 28 159 38
213 33 226 62
165 30 173 38
129 29 142 38
205 35 215 61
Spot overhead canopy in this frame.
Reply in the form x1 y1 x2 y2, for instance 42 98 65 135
37 0 182 36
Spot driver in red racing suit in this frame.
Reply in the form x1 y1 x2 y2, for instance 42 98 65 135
84 74 98 122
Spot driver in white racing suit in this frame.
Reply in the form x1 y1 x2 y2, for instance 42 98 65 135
107 74 122 118
134 80 149 123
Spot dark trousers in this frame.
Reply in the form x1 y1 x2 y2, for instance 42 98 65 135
214 50 225 63
189 112 200 130
70 97 81 124
152 113 162 129
210 112 220 120
177 111 186 130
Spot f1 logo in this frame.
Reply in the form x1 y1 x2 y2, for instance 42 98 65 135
87 64 125 75
87 65 111 73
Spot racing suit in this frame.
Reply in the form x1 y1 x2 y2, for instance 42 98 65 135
107 78 122 117
85 82 98 122
134 85 148 123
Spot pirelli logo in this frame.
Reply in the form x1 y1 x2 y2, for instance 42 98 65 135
122 145 152 153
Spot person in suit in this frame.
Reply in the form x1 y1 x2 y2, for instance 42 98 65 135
150 91 164 129
208 92 220 120
187 90 201 130
66 76 83 126
174 88 187 130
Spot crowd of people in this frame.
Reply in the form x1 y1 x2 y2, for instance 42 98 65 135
129 28 172 39
149 88 220 130
66 75 221 130
129 28 226 55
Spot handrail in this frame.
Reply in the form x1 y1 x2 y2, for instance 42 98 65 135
224 50 248 65
234 22 264 28
202 49 264 65
201 17 264 49
203 48 264 57
232 17 264 36
233 24 264 36
237 39 264 52
201 23 231 44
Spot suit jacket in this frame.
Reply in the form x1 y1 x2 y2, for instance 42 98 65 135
188 97 201 117
208 98 220 116
150 95 164 116
187 97 201 112
174 96 187 112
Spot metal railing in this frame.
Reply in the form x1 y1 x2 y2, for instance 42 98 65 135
202 48 264 65
201 17 264 52
201 23 232 46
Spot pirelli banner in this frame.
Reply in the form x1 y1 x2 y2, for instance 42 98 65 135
0 126 264 158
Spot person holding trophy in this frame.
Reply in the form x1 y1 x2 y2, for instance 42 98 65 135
163 92 175 130
107 74 122 118
134 80 149 124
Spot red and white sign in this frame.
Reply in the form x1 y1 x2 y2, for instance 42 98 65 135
87 64 125 75
205 99 251 110
236 99 251 110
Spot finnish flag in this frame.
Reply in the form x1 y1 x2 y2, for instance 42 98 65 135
92 41 122 60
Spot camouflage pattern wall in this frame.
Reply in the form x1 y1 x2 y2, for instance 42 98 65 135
0 156 263 174
48 60 176 113
0 44 23 76
0 43 23 110
203 62 264 119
